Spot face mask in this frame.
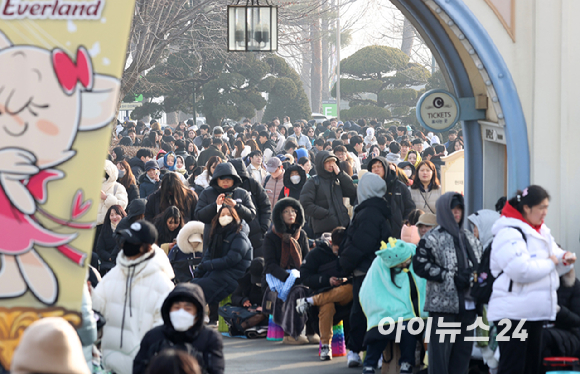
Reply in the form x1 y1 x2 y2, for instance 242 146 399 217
118 170 125 178
219 215 233 227
122 242 142 257
290 175 301 184
170 309 195 332
404 169 412 178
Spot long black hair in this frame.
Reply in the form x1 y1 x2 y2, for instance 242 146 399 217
154 206 184 245
507 185 550 214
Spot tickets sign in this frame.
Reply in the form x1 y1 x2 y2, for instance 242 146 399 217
0 0 135 368
416 89 461 132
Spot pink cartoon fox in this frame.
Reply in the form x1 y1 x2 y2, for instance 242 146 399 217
0 31 119 305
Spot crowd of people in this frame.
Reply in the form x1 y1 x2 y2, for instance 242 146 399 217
13 117 580 374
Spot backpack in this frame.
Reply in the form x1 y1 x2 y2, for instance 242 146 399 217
217 304 258 336
471 226 526 304
168 246 202 283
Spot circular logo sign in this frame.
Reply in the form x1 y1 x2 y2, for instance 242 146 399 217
416 89 460 132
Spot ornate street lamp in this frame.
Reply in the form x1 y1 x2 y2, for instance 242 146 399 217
228 0 278 52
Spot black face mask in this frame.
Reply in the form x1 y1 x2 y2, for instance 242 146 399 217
123 242 142 257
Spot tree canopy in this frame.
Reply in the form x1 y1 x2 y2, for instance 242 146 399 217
331 45 430 124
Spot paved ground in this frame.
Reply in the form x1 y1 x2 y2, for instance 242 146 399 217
223 335 354 374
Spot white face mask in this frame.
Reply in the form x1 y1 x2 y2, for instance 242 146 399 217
170 309 196 332
219 215 234 227
404 169 412 178
290 175 301 184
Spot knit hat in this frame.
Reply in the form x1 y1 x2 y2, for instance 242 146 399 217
11 317 90 374
145 160 159 171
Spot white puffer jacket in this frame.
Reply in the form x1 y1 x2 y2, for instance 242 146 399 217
98 160 128 224
92 246 175 374
488 216 572 322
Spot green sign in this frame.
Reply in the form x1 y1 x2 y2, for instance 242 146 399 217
322 102 337 117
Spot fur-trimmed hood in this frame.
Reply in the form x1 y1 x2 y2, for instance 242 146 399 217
176 220 205 254
272 197 305 233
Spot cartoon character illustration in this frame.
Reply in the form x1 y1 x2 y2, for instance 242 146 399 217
0 30 119 305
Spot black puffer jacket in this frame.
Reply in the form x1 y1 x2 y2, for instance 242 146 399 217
263 198 309 283
133 283 224 374
339 197 391 275
543 270 580 358
194 163 256 251
367 157 416 238
278 164 307 201
95 222 117 273
229 159 272 257
300 151 357 235
300 239 344 293
128 157 146 180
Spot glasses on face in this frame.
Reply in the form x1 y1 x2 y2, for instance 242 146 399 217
283 209 297 216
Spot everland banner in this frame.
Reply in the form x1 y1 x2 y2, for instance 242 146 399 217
0 0 135 369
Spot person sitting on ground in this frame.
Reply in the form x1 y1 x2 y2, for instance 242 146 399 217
154 206 185 255
262 197 312 345
194 162 256 252
169 220 205 284
192 205 252 307
133 283 224 374
297 227 352 361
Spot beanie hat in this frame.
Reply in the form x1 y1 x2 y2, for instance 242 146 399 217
11 317 90 374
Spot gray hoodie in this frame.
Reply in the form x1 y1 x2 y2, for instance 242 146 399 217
468 209 500 249
357 172 387 204
386 152 401 165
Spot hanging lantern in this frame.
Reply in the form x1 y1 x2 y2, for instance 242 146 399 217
228 0 278 52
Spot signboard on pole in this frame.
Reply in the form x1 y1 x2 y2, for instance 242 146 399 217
322 100 337 118
416 89 461 132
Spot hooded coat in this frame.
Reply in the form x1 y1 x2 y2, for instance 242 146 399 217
467 209 500 249
230 159 272 257
191 222 252 305
487 201 571 322
98 161 129 225
262 198 309 283
194 163 256 252
278 164 307 201
132 283 224 374
92 247 175 374
300 151 357 235
367 157 416 239
360 241 427 344
413 192 482 314
339 173 392 275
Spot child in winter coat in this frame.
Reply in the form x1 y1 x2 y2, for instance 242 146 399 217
360 238 427 374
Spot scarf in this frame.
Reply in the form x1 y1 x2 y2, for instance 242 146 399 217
208 223 237 259
501 200 543 233
273 226 302 270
